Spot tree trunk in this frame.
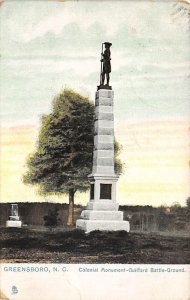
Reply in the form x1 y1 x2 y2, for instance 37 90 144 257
67 188 75 226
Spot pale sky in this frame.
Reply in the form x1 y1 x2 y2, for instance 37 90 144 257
1 0 190 206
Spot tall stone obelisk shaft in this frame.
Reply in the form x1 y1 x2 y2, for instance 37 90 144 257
92 89 115 175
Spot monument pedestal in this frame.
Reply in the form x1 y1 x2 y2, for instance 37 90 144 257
76 89 130 233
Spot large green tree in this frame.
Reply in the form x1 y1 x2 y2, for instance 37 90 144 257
23 89 123 226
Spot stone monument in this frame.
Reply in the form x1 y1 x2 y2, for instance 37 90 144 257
76 43 130 233
6 204 22 227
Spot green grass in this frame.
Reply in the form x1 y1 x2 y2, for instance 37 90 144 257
0 227 189 264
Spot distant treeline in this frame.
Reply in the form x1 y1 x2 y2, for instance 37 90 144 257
0 202 189 232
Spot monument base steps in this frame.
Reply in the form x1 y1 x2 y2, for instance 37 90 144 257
76 219 130 233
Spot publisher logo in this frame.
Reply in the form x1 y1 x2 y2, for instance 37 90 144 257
11 286 18 295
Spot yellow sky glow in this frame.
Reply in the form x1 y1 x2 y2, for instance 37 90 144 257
1 120 190 206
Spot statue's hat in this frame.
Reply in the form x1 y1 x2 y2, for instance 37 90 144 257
104 42 112 47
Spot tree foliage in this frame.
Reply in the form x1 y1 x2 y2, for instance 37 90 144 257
186 197 190 209
23 89 95 195
114 139 123 175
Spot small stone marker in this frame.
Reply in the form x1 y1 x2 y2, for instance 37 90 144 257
6 204 22 227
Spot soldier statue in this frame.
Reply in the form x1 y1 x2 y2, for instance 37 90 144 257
100 42 112 86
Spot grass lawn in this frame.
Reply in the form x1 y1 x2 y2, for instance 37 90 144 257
0 227 189 264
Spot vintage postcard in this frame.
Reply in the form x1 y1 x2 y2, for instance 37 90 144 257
0 0 190 299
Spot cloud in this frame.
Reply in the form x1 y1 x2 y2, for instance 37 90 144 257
2 1 121 43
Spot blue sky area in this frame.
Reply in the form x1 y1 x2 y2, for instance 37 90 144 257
1 0 190 126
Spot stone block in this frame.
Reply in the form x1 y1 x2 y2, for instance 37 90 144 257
6 220 22 228
81 210 123 221
76 219 130 233
94 127 114 135
96 90 114 99
95 106 113 114
95 97 113 107
94 120 114 129
93 150 114 159
94 135 114 144
87 200 119 211
9 216 20 221
94 142 114 150
95 112 114 121
93 157 114 166
92 165 115 174
88 173 119 182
